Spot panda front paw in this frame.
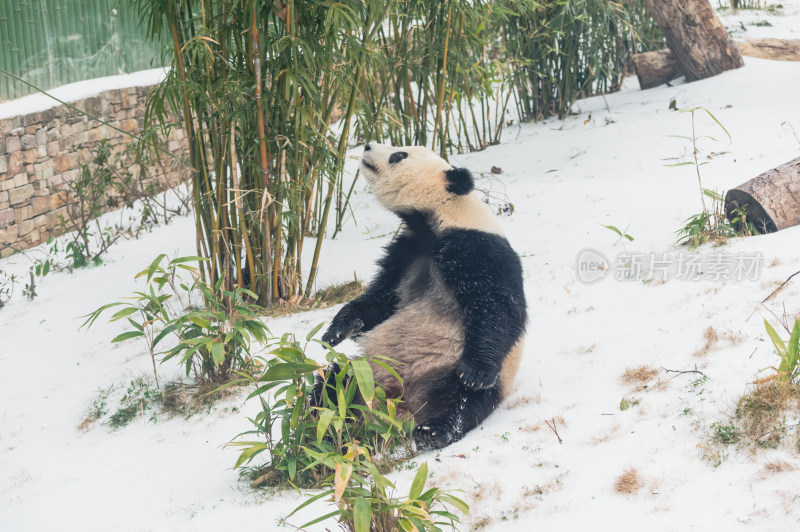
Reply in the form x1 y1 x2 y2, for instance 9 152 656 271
456 359 499 390
414 423 455 450
321 305 365 347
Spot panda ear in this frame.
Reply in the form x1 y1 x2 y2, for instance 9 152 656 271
445 167 474 195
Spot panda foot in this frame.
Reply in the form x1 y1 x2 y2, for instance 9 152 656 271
456 359 499 390
414 423 456 450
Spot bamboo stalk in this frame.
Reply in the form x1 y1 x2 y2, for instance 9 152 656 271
251 7 273 306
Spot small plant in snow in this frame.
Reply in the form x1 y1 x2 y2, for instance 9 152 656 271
57 141 123 268
82 254 270 384
668 107 755 248
0 269 16 308
600 223 634 245
762 318 800 384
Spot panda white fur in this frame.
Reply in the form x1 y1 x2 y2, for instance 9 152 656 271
320 143 527 449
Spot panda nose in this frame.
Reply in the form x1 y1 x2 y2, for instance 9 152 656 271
364 143 372 151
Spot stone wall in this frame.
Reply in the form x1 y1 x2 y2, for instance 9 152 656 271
0 85 187 258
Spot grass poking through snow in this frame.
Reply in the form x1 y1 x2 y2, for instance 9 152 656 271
622 366 659 386
615 468 641 494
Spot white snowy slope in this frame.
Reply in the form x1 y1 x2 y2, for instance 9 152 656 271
3 13 800 532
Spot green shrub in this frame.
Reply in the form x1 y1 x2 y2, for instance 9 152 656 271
229 331 468 531
290 460 469 532
230 329 414 489
82 254 270 384
58 140 121 268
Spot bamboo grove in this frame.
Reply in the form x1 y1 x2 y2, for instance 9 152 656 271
132 0 662 306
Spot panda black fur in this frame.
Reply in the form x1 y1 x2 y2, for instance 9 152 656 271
321 143 527 450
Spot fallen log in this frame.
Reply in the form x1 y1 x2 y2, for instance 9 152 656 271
725 156 800 234
633 39 800 90
643 0 744 82
631 50 679 90
737 38 800 61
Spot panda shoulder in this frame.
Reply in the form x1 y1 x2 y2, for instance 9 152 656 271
434 228 520 275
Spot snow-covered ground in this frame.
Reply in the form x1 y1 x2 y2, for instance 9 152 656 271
3 7 800 531
719 0 800 39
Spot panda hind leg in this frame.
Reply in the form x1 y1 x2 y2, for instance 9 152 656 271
413 374 503 451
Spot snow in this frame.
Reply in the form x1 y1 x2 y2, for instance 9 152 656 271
0 68 169 120
718 0 800 40
3 9 800 532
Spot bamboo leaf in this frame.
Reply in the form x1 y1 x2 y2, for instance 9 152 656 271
316 409 335 445
306 322 325 341
351 358 375 409
334 461 353 503
211 341 225 366
764 319 786 354
409 462 428 500
112 330 145 343
354 497 371 532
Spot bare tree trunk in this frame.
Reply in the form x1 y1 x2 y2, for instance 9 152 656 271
643 0 744 81
725 157 800 234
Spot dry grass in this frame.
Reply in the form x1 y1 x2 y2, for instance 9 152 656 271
735 382 800 448
260 280 365 318
693 327 744 357
764 461 795 473
614 467 641 494
577 343 597 354
470 516 493 530
591 423 621 445
522 474 565 500
694 327 719 357
503 393 541 410
471 481 503 503
621 366 659 387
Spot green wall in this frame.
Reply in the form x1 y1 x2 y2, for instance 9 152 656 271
0 0 165 101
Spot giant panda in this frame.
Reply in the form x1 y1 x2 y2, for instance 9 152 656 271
321 143 527 450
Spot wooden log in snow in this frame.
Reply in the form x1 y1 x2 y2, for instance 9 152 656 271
631 50 680 90
737 38 800 62
643 0 744 82
633 39 800 90
725 157 800 234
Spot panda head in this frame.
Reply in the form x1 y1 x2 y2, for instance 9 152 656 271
360 143 475 215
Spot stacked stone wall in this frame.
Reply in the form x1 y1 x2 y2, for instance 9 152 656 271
0 85 187 257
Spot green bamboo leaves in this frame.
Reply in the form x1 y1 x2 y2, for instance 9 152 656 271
128 0 659 311
81 254 270 384
764 319 800 383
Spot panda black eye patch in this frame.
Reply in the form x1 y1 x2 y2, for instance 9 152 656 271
389 151 408 164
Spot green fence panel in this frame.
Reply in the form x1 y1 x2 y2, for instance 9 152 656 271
0 0 166 101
